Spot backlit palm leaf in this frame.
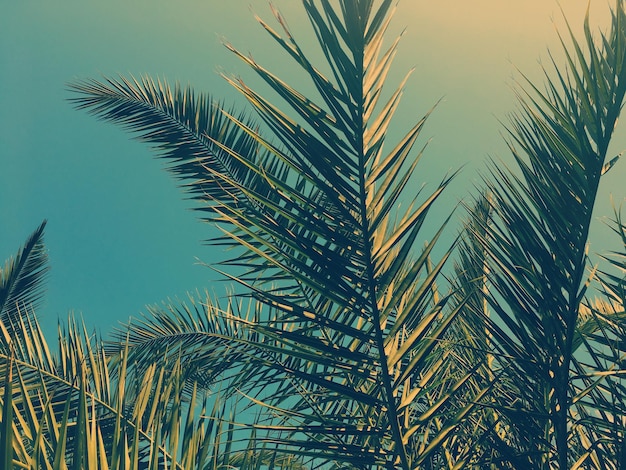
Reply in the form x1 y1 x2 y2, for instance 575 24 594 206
0 221 49 354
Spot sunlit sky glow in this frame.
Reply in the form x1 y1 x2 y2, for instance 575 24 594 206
1 1 624 336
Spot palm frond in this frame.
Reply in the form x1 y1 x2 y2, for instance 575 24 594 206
104 291 267 403
463 1 626 466
203 1 464 465
0 220 49 353
1 310 280 469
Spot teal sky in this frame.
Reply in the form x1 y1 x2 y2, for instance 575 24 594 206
2 1 624 337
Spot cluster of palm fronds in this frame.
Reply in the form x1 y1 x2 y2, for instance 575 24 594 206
2 0 626 468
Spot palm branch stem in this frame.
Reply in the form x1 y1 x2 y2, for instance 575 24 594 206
360 107 410 470
350 2 410 466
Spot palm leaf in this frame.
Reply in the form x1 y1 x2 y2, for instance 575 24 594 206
462 2 626 467
0 231 258 468
0 220 49 353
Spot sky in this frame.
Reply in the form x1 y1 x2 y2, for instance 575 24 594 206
1 1 624 338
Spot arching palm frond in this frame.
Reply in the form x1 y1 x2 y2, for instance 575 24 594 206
104 292 272 403
69 1 471 467
460 2 626 467
0 221 49 354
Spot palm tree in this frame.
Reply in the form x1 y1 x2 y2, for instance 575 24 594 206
69 1 468 467
455 4 626 467
2 0 626 468
69 0 626 467
1 225 299 468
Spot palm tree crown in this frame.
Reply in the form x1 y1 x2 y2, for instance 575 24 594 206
1 0 626 468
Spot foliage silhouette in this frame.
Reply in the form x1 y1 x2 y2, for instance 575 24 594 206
2 0 626 468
